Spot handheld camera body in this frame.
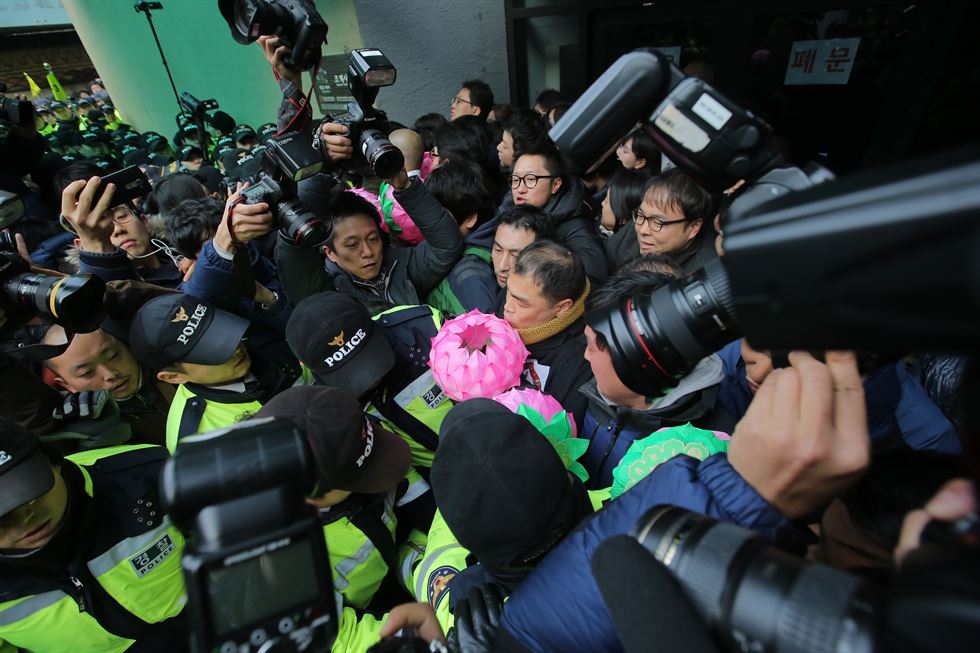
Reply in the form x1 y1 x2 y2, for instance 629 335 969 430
161 418 337 653
316 48 404 180
239 131 327 247
218 0 327 71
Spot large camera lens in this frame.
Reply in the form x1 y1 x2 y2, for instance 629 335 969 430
360 128 405 180
3 271 106 333
588 258 738 398
277 199 326 247
634 506 877 653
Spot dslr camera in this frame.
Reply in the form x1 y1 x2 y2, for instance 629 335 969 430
239 131 327 247
218 0 327 71
161 418 337 653
315 48 405 180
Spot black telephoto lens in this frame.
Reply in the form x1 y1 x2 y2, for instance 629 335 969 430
634 506 878 653
588 258 738 398
0 232 17 252
3 272 106 333
360 129 404 180
277 200 326 247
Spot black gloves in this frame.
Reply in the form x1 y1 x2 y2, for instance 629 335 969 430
448 583 507 653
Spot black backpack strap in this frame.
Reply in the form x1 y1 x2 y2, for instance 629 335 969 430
177 396 208 439
348 497 399 576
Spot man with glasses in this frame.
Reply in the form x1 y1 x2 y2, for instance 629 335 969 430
631 167 715 274
510 146 608 283
449 79 494 122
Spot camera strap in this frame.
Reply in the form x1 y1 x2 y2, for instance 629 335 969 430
224 196 256 300
349 498 399 578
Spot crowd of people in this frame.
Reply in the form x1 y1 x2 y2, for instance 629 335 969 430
0 34 972 653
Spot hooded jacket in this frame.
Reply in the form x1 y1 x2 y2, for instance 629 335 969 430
276 178 464 316
716 339 960 455
580 354 736 488
426 216 499 316
539 178 609 284
495 453 813 653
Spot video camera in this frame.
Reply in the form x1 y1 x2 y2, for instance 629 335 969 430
218 0 327 71
238 131 327 246
552 49 980 398
315 48 404 180
0 252 106 337
179 92 219 121
161 418 337 652
561 49 980 652
590 506 980 653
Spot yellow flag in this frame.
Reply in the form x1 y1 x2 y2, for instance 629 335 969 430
24 73 42 98
46 69 68 101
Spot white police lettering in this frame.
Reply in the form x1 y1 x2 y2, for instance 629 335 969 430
0 451 11 466
323 328 366 367
176 304 208 345
356 419 374 467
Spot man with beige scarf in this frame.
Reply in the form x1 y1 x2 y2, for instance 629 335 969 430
501 240 593 429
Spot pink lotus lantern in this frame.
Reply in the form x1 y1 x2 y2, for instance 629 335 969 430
493 388 577 438
349 186 424 245
429 310 529 401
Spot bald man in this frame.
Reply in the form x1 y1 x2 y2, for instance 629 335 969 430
390 128 424 178
43 325 172 445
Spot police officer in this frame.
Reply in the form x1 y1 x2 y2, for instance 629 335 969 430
255 386 434 611
128 294 312 452
0 418 188 651
286 292 453 469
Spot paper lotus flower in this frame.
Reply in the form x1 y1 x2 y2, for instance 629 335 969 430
610 423 730 499
494 388 589 483
429 310 529 401
493 387 577 438
349 186 424 245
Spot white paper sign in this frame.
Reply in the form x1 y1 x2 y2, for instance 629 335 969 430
784 38 860 86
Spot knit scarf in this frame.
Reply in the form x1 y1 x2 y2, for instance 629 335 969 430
517 279 591 345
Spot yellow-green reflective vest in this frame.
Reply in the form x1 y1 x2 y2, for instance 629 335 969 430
0 445 187 653
413 489 612 632
165 368 314 452
322 468 427 610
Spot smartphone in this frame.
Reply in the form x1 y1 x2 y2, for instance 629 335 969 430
90 165 152 208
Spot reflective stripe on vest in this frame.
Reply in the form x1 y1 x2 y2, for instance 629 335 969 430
87 518 176 577
413 543 465 602
326 498 396 609
0 590 135 652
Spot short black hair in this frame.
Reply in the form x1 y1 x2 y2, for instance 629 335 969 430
623 127 659 170
490 104 513 122
461 79 494 122
145 173 208 215
607 168 654 229
54 161 106 198
434 116 491 167
502 109 550 162
644 167 715 224
425 160 496 227
162 196 223 258
325 191 380 252
413 112 448 151
516 143 565 180
586 258 681 349
513 240 586 305
534 89 564 113
498 205 555 240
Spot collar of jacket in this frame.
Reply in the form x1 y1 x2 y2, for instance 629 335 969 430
518 278 590 345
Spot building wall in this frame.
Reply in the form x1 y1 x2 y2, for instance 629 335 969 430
59 0 508 136
353 0 510 125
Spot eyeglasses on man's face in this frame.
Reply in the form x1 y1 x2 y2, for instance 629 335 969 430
510 174 556 190
631 209 687 231
451 95 475 107
109 206 138 226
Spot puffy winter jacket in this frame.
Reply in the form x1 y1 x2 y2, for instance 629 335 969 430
496 454 812 653
276 178 464 316
426 217 499 316
580 354 736 488
540 178 609 284
716 339 960 454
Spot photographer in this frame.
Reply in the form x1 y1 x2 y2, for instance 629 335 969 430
494 351 871 653
0 418 189 651
276 172 464 315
